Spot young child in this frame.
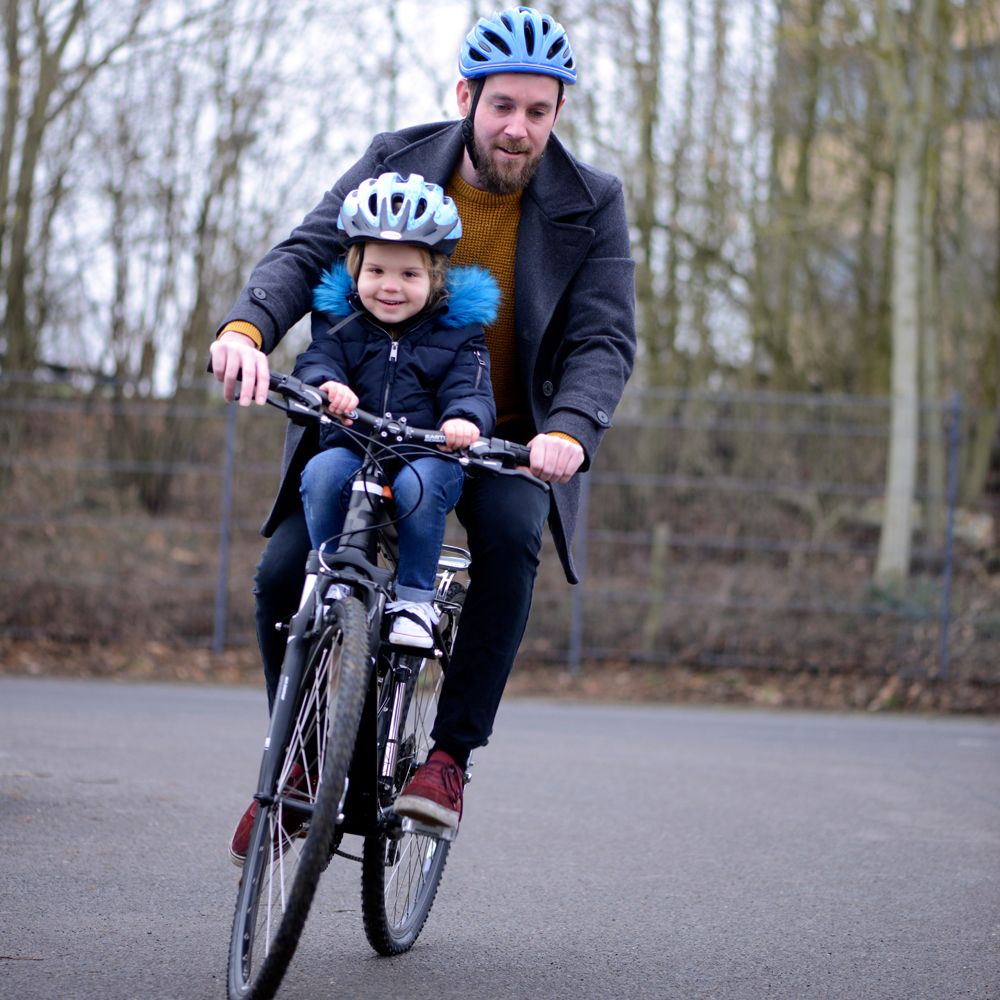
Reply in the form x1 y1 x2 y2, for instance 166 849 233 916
292 172 498 648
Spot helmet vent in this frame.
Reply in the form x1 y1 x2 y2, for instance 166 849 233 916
500 13 513 31
542 17 551 31
391 194 404 212
523 19 535 54
565 56 574 69
482 29 511 55
468 47 489 62
416 198 427 217
368 193 378 215
547 37 564 59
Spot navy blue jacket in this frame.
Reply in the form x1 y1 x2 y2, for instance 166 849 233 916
292 262 498 455
219 122 636 582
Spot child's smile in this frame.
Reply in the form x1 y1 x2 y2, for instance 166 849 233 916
357 242 433 325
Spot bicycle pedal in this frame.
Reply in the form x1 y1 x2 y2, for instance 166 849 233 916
400 816 458 842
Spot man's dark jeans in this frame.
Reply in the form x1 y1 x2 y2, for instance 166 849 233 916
253 474 550 755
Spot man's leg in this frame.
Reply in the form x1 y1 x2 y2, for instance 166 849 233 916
253 507 311 711
429 474 550 765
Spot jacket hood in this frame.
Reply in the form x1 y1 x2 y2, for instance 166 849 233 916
312 260 500 329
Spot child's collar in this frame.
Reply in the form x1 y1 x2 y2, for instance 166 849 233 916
313 260 500 330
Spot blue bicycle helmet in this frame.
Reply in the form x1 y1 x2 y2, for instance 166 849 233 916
459 7 576 84
337 173 462 255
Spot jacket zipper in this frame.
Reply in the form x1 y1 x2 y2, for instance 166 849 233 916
382 338 399 414
474 349 485 390
371 310 435 416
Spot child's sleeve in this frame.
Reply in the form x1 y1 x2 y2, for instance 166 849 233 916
436 326 496 436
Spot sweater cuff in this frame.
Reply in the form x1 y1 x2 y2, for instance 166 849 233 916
547 431 581 448
218 321 263 350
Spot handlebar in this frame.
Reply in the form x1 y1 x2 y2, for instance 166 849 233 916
261 370 538 476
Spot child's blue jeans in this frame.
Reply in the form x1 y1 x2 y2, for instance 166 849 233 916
300 447 465 603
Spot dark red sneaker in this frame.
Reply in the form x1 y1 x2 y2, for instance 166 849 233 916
228 800 259 868
228 763 310 868
393 750 464 830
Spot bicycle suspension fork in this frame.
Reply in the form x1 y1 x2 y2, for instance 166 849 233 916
378 656 419 790
253 551 325 802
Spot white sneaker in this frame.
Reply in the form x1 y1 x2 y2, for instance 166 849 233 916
386 600 440 649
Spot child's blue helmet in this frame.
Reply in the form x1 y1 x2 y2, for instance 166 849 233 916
337 173 463 255
459 7 576 84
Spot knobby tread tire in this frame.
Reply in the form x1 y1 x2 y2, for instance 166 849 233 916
227 597 369 1000
360 831 450 955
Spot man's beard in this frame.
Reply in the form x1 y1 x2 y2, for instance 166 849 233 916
472 127 546 196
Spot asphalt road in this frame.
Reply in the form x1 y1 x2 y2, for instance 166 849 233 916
0 677 997 1000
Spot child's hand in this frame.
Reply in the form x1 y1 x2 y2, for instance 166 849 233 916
440 418 480 452
319 381 359 426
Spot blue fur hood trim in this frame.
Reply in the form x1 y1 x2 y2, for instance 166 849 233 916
312 260 500 329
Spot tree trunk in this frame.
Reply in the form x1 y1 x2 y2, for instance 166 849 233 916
921 141 945 548
875 138 922 586
873 0 939 588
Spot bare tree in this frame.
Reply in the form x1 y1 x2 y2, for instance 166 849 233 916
0 0 151 372
872 0 943 586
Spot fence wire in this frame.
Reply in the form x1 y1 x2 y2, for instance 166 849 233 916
1 378 998 685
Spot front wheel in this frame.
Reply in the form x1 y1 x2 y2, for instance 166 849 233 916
227 597 369 1000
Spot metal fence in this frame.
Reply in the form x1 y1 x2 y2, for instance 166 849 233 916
2 375 998 685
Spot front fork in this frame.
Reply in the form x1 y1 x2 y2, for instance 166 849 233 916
378 657 419 791
253 556 329 803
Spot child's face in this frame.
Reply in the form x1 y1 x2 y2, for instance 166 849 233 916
356 242 432 325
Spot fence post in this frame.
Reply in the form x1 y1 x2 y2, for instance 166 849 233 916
567 471 591 675
938 392 961 679
213 402 238 654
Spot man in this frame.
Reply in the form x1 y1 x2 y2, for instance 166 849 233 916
211 7 635 856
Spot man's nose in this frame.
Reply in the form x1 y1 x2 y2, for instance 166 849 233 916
503 110 528 139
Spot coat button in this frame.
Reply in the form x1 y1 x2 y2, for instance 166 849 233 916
541 380 554 397
596 409 610 424
252 287 267 300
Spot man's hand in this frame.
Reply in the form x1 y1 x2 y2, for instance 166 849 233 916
440 418 481 451
525 433 585 483
209 332 270 406
319 380 359 426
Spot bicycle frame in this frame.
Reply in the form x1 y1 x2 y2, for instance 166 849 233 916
254 423 466 844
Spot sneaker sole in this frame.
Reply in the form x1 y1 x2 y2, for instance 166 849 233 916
393 793 460 830
387 632 435 649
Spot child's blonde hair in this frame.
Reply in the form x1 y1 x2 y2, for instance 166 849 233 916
345 241 450 310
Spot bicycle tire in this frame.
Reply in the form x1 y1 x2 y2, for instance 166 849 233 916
360 583 465 955
227 596 369 1000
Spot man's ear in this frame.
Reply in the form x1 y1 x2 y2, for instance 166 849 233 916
456 78 472 118
552 96 566 124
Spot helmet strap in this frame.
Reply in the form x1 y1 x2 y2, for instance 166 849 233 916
461 78 485 172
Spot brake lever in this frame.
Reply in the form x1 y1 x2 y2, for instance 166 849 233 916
264 373 332 426
460 455 550 492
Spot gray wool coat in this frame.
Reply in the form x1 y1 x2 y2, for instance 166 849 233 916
219 120 636 583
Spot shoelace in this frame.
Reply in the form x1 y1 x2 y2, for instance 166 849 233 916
424 755 464 813
387 600 440 627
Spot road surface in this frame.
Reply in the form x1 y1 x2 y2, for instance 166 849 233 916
0 677 997 999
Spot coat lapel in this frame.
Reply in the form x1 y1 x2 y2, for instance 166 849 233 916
514 136 596 384
382 123 466 189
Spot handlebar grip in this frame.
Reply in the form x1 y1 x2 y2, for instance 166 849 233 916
508 443 531 466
